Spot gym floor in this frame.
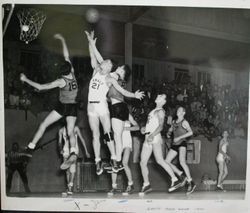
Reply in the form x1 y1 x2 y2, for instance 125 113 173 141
6 191 245 200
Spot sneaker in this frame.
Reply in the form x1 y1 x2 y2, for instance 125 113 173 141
122 185 134 196
139 184 152 196
216 185 226 192
107 188 119 196
179 174 188 187
23 147 34 158
110 160 119 173
168 179 182 192
103 162 112 171
96 161 103 175
60 152 77 170
116 161 124 172
186 181 196 195
67 186 73 195
61 191 68 197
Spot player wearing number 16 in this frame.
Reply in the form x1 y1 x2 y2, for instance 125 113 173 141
20 34 79 170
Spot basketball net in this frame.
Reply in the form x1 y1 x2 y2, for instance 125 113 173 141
17 8 46 44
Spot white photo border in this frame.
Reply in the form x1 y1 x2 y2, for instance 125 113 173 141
1 0 250 212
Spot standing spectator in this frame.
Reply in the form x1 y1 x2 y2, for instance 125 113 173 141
6 143 31 194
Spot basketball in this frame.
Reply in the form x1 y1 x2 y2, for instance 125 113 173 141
22 25 29 32
86 8 99 23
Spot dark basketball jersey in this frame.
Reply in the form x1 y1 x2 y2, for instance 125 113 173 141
59 73 78 104
173 119 188 145
108 79 126 102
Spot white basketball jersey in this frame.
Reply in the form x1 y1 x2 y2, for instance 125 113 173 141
88 72 109 102
145 108 163 133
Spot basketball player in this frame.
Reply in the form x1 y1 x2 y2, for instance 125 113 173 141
85 31 144 175
59 125 90 195
216 130 230 191
20 34 78 169
165 106 196 195
139 94 184 195
107 64 144 171
107 113 139 196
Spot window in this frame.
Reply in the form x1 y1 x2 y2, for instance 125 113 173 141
186 140 201 164
198 72 211 85
132 64 144 89
174 68 189 84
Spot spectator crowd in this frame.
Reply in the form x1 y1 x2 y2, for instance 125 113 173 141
131 78 248 140
4 59 248 140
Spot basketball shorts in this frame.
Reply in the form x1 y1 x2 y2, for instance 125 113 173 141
144 134 162 148
216 153 225 162
54 102 77 117
122 131 132 150
87 101 110 117
170 141 187 152
110 102 129 121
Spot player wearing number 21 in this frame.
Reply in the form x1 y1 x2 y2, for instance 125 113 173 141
20 34 79 169
85 30 144 175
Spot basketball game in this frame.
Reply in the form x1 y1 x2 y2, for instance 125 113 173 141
1 2 250 212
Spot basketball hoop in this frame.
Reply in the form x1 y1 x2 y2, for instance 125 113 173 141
17 8 46 44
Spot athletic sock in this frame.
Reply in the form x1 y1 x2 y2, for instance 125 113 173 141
171 177 178 183
178 172 183 177
143 182 150 187
112 183 117 189
68 182 73 187
95 158 101 164
70 147 77 154
128 181 133 186
187 178 192 183
111 155 117 161
28 143 36 149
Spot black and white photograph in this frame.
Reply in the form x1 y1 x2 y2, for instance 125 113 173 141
1 0 250 212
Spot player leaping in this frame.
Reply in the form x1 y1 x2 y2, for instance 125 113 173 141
85 30 144 175
20 34 78 169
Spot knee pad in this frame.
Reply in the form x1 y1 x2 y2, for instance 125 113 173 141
104 132 114 144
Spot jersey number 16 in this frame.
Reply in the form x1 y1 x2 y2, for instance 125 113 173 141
69 81 77 91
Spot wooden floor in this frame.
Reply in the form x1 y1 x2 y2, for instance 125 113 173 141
7 190 245 200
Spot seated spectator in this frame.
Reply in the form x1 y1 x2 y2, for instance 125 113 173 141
234 122 245 138
190 96 201 112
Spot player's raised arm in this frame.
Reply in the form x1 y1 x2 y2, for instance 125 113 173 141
85 30 104 64
54 33 74 73
85 31 98 70
20 73 66 91
107 76 144 100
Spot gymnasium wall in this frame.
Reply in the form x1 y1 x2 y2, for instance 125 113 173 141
133 57 249 90
4 109 247 192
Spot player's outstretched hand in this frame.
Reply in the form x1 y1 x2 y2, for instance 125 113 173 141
135 90 145 100
84 30 97 45
20 73 27 82
53 33 64 40
140 126 146 135
146 134 154 143
86 152 91 158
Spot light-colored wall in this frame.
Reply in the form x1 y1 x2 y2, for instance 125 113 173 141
4 110 247 192
133 57 249 90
